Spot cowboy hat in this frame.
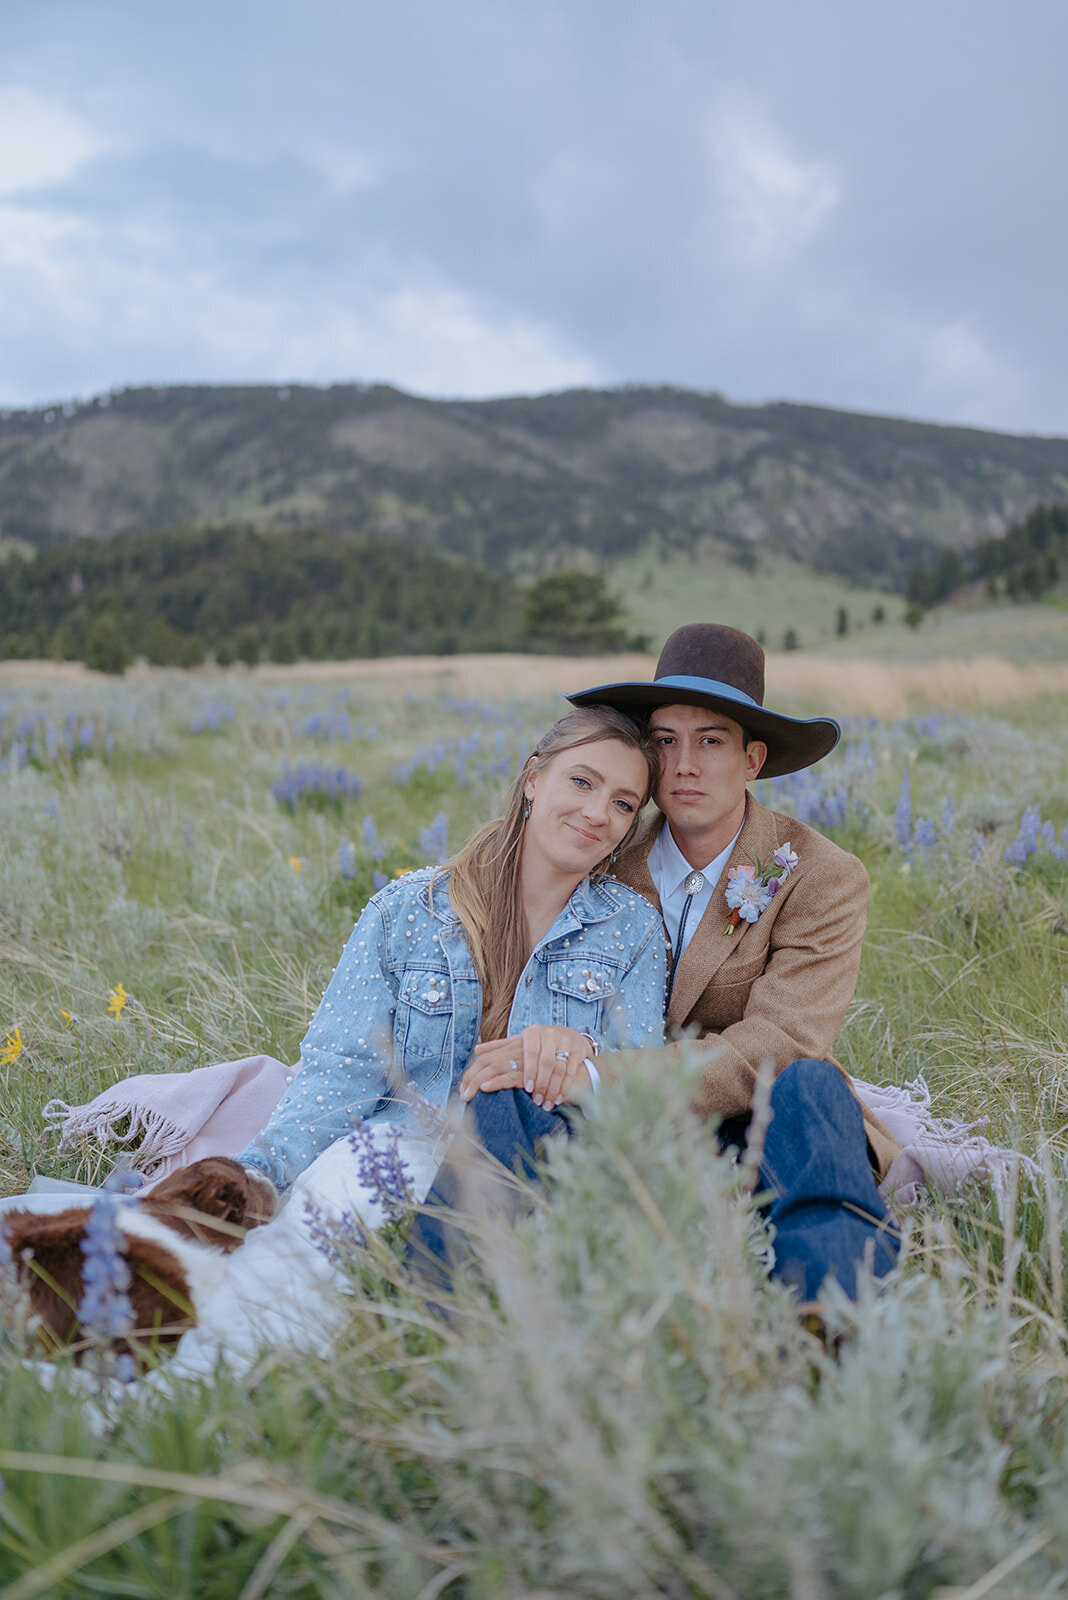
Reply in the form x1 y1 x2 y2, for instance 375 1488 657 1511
566 623 840 778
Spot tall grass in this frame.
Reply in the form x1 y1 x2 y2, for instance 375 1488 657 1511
2 658 1068 1595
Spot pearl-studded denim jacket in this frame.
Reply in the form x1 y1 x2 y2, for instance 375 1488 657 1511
240 866 667 1192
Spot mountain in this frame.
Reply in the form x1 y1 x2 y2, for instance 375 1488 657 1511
3 382 1068 591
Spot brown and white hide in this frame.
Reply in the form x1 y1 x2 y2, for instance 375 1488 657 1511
3 1157 276 1362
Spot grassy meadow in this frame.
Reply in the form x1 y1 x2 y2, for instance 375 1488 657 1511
2 644 1068 1597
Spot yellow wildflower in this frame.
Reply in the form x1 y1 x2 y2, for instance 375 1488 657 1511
0 1027 23 1066
288 856 303 874
61 1009 75 1028
394 867 415 878
107 983 128 1019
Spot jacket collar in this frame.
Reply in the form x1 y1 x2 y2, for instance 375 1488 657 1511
417 866 624 941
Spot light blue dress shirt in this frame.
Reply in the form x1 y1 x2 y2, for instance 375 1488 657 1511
647 818 742 958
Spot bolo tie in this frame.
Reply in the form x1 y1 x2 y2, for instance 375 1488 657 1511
667 870 705 996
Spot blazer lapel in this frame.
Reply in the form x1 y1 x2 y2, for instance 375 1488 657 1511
666 795 784 1029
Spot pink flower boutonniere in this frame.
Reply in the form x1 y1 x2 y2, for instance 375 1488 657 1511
724 843 799 934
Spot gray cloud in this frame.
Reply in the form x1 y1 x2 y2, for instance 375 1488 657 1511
1 0 1066 433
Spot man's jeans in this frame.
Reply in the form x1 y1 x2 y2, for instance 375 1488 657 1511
405 1058 899 1305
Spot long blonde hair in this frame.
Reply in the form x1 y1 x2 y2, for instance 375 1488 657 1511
443 706 656 1040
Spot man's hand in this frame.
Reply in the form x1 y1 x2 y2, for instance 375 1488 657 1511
460 1025 593 1110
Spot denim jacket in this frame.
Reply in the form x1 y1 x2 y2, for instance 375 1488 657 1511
240 867 667 1192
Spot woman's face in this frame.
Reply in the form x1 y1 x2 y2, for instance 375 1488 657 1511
522 737 648 882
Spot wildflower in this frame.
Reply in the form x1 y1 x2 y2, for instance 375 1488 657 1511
106 984 127 1019
723 849 801 933
288 856 303 874
60 1009 75 1029
725 866 772 930
373 870 389 891
393 867 415 878
418 811 450 864
78 1179 135 1344
772 843 799 877
914 818 938 855
893 773 912 851
0 1027 23 1067
338 839 356 881
349 1121 414 1224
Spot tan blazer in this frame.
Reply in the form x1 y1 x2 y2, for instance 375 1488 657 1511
611 795 901 1177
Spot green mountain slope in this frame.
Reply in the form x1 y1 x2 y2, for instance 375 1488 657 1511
3 383 1068 591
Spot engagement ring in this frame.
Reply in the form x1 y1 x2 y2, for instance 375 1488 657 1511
554 1050 570 1062
508 1059 520 1072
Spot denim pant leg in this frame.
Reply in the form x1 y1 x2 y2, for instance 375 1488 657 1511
405 1088 567 1289
759 1058 899 1303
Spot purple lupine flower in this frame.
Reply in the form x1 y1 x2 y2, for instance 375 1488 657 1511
373 869 389 891
303 1199 370 1264
894 773 912 851
418 812 449 864
348 1120 414 1224
338 838 356 880
913 818 938 856
1006 806 1042 866
78 1179 135 1342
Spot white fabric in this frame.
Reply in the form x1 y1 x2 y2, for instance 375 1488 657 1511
648 819 741 955
164 1119 452 1377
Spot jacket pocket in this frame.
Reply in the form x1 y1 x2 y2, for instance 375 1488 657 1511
544 956 625 1031
395 969 454 1063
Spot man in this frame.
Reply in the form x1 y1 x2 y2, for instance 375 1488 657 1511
409 623 901 1306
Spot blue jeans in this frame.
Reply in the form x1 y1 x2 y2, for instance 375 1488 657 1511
405 1058 899 1304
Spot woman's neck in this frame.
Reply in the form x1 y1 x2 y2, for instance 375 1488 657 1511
518 851 582 955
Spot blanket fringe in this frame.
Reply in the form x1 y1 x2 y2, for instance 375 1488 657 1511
42 1098 188 1173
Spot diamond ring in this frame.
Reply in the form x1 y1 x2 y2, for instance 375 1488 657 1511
554 1050 570 1062
508 1059 520 1072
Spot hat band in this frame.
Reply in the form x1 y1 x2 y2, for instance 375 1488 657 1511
651 674 762 710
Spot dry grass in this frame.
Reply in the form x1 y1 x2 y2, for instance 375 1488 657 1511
6 647 1068 726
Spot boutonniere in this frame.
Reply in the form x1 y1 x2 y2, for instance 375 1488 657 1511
724 843 799 934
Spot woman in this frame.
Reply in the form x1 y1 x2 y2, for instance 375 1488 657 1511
157 704 668 1371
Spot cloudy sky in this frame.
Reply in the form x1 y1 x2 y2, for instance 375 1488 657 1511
3 0 1066 433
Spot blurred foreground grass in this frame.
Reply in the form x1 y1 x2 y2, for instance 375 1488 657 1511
1 653 1068 1596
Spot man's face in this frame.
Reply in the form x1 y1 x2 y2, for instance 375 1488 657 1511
649 702 767 857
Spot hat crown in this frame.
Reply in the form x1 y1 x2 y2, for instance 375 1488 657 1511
654 624 765 707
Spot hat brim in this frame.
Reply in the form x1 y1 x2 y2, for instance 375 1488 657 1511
566 675 840 779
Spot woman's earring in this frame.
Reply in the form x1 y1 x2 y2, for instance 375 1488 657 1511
610 848 618 865
523 800 531 820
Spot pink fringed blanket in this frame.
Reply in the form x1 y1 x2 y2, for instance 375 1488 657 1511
44 1057 1039 1215
852 1074 1040 1219
43 1055 296 1186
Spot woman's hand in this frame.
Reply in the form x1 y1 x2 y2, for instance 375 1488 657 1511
460 1025 594 1111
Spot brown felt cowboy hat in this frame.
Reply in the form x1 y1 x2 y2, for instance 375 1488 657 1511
566 622 840 779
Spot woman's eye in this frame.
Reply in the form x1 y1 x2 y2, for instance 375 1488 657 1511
571 775 591 788
614 799 634 813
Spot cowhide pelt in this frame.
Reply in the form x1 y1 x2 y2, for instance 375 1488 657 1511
3 1156 277 1362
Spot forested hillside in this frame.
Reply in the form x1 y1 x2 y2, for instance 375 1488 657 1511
3 383 1068 591
0 526 642 666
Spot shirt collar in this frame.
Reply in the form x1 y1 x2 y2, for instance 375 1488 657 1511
648 817 742 899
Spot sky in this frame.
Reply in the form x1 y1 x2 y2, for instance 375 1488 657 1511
2 0 1067 435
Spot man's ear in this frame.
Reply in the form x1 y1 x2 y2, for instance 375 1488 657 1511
745 740 768 782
